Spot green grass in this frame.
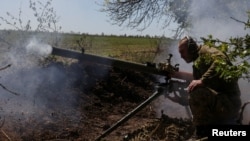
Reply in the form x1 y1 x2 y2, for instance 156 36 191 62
57 34 163 63
0 30 173 63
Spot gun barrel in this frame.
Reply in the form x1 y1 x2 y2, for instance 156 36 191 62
52 47 167 75
51 47 193 81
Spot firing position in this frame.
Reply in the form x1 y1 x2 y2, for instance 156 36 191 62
178 36 242 138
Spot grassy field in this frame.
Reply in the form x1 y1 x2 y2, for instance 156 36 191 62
57 33 173 63
0 30 173 63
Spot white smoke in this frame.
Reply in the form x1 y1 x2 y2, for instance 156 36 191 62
3 37 52 71
25 37 52 58
187 0 249 40
0 36 81 132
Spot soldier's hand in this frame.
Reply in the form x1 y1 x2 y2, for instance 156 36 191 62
187 79 203 93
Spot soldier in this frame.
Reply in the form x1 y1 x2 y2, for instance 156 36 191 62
178 36 242 138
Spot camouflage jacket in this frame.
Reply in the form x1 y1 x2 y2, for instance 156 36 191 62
192 45 240 95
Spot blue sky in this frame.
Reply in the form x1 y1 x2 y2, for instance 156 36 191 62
0 0 172 36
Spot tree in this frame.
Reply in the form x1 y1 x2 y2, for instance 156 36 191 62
102 0 250 81
101 0 250 38
201 13 250 81
101 0 190 38
0 0 61 32
0 0 61 47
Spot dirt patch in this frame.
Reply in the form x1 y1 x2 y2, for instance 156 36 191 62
0 61 194 141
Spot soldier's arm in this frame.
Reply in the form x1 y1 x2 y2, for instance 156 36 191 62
171 71 193 81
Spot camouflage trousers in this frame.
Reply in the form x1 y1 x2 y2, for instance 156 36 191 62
188 87 241 126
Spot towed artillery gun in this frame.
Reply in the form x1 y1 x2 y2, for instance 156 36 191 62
51 47 193 140
51 47 193 81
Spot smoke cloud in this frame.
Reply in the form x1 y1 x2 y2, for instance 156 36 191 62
0 36 82 132
25 37 52 58
187 0 249 40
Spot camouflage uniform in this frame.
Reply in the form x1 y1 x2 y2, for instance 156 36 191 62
189 45 241 126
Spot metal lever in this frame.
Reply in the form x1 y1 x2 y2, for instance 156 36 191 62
167 54 173 64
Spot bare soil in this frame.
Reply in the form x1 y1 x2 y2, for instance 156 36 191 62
0 61 195 141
